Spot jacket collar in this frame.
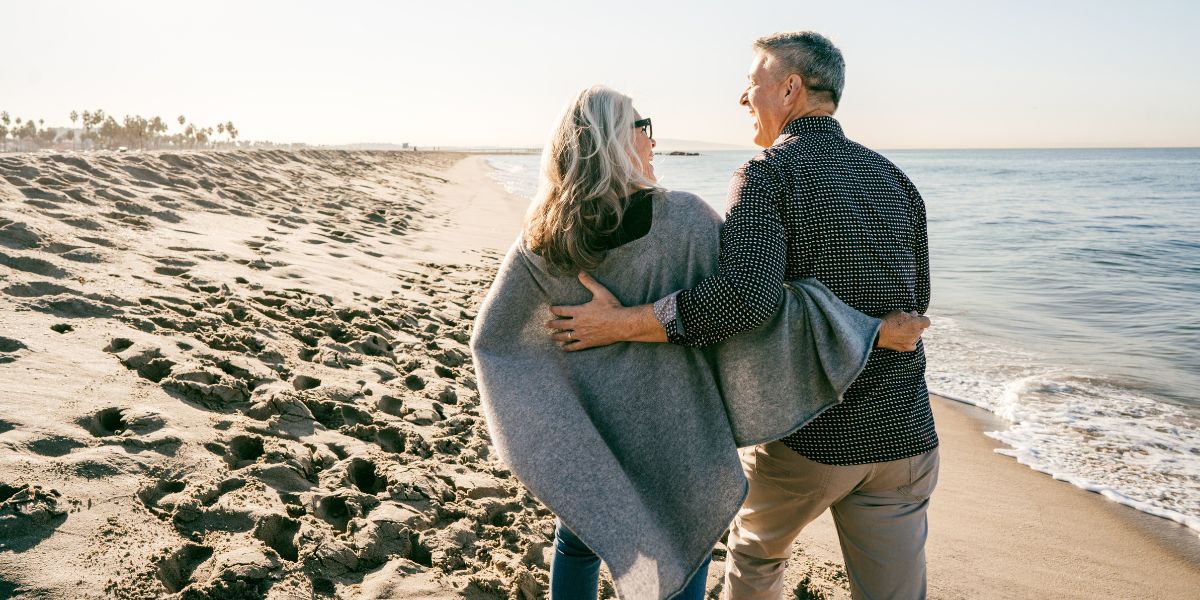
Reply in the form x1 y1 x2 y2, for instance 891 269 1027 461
778 116 844 142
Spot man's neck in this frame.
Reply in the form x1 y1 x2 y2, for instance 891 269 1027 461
788 105 836 122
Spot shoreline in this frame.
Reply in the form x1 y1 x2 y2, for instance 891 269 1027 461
935 393 1200 552
936 391 1200 554
781 394 1200 598
926 393 1200 590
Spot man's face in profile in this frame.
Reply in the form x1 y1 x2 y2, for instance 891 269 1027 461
741 52 790 148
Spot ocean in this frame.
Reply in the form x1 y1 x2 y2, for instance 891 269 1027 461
484 147 1200 534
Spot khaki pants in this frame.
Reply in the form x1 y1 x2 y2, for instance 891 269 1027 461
723 442 940 600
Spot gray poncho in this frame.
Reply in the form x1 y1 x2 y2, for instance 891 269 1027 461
470 191 880 599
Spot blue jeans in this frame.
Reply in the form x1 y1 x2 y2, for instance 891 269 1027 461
550 519 711 599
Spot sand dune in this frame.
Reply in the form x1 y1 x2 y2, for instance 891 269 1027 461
0 150 554 599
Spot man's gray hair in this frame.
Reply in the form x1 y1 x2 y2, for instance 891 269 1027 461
753 31 845 106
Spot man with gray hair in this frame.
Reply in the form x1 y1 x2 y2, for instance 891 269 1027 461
548 31 937 599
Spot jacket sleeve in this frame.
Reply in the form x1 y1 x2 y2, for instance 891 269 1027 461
662 159 788 348
901 175 930 314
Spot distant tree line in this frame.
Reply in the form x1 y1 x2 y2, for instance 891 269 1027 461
0 109 246 152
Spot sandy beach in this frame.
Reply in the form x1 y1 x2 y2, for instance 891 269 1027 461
2 151 1197 599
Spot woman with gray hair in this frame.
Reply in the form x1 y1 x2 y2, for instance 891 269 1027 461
470 85 887 599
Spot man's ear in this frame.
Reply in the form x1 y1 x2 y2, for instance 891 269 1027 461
783 74 804 103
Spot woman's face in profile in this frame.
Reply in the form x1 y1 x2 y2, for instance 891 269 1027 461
631 111 656 184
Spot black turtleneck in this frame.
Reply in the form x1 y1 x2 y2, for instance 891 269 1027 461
593 189 653 250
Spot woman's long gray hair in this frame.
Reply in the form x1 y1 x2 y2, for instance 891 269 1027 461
524 85 655 274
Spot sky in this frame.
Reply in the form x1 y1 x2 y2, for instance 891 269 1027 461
3 0 1199 149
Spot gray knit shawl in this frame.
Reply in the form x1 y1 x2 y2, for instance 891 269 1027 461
470 190 880 599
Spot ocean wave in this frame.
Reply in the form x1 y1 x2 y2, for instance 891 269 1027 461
483 155 540 200
925 315 1200 535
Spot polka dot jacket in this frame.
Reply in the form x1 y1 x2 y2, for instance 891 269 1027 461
654 116 937 465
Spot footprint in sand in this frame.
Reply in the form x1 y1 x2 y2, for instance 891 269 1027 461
311 493 354 532
104 337 135 353
0 484 69 551
18 187 71 207
113 345 176 383
0 336 29 364
136 476 189 519
212 434 266 470
346 457 390 495
102 211 151 229
95 184 132 199
57 248 106 263
374 393 404 417
60 216 106 231
29 295 125 319
80 407 128 437
251 514 301 562
0 250 70 279
26 435 87 458
1 281 84 299
155 543 214 594
291 375 321 391
0 219 44 249
152 256 196 277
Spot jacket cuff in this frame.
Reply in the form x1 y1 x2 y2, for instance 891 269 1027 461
652 291 685 343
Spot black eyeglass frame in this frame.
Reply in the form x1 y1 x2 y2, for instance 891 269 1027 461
633 117 653 140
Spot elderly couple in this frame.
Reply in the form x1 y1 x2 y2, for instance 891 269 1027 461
471 31 938 600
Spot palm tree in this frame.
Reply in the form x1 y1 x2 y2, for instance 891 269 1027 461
38 121 58 148
0 111 8 151
122 115 151 149
13 119 35 152
82 110 104 150
149 116 167 149
225 120 238 146
69 110 79 149
13 117 22 151
80 110 91 149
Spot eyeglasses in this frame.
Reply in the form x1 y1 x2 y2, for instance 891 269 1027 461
633 117 653 140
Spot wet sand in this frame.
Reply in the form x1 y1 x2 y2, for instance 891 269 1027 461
776 397 1200 599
